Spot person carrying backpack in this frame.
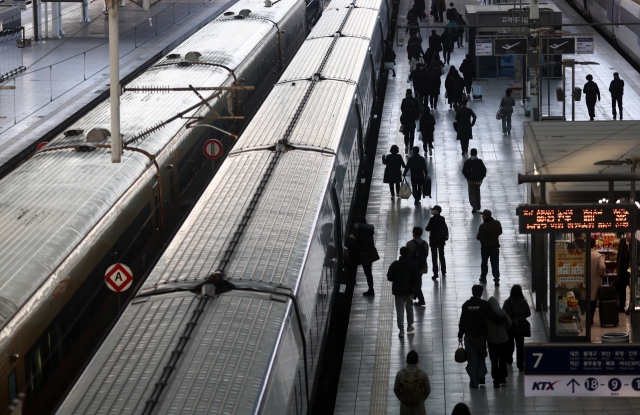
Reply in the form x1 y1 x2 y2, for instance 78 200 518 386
393 350 431 414
406 227 429 307
425 205 448 279
387 247 421 337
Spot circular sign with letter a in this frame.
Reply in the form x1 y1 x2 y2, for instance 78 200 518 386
104 263 133 292
203 139 223 159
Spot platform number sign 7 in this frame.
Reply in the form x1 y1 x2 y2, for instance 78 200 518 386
532 353 543 368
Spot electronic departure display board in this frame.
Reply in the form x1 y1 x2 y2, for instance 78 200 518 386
517 204 637 233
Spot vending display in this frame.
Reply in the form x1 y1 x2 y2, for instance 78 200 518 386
554 244 586 336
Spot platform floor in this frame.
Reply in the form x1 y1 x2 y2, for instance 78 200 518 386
0 0 235 175
333 0 640 414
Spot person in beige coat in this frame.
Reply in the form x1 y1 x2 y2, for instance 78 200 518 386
590 238 606 324
393 350 431 415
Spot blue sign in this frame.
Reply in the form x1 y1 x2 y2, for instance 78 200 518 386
525 345 640 375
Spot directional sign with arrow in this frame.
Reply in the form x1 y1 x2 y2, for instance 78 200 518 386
567 378 580 393
541 38 576 54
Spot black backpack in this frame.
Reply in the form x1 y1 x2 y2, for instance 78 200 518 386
411 240 429 269
439 221 449 242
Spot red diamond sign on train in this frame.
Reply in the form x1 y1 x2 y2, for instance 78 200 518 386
104 263 133 292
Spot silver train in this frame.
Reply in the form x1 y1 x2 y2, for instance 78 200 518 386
56 0 393 413
0 0 308 413
570 0 640 62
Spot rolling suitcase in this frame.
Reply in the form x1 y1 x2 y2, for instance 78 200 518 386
597 284 617 301
423 175 432 198
472 85 482 100
599 299 619 327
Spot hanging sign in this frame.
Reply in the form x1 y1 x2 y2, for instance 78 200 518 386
475 39 492 56
493 38 528 55
577 38 595 54
541 38 577 54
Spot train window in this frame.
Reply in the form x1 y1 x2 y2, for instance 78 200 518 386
24 203 152 402
8 370 17 402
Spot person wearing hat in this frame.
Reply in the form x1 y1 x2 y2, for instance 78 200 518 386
583 74 600 121
609 72 624 120
454 99 476 156
477 210 502 286
425 205 448 279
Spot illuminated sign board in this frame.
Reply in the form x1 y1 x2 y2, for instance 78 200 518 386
517 204 636 233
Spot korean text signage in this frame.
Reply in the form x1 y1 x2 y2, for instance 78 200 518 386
525 345 640 397
517 204 636 233
577 38 594 54
541 38 576 54
493 38 528 55
475 39 492 56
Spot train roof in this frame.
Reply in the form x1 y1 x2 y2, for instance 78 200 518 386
55 291 288 414
328 0 382 9
307 8 379 39
0 0 302 330
141 150 333 292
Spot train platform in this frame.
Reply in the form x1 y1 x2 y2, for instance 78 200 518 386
333 0 640 414
0 0 236 176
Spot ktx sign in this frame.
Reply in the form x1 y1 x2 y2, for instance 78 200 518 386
104 263 133 292
541 38 576 54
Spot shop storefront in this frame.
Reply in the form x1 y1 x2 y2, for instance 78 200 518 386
465 4 563 79
522 121 640 343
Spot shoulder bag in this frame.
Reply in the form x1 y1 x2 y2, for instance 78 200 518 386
496 108 502 120
454 339 467 363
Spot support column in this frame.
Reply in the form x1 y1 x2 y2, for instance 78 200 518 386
109 0 121 163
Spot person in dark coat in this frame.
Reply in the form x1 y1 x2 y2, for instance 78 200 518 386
414 0 426 19
455 14 466 47
384 41 397 77
444 66 457 109
383 145 406 198
445 2 458 21
440 30 454 65
567 232 586 249
406 227 429 307
458 285 506 389
416 65 432 107
502 284 531 371
427 67 441 109
425 205 447 279
387 247 421 337
462 148 486 213
403 146 429 205
450 72 465 111
409 64 427 103
428 30 442 53
477 209 502 285
401 102 419 155
436 0 446 22
459 54 475 95
609 72 624 120
616 232 637 314
407 38 425 64
451 403 471 415
454 99 476 156
419 108 436 156
583 74 600 121
347 216 378 296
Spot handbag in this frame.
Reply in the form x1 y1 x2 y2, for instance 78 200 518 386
454 339 467 363
361 247 380 263
514 319 532 337
496 108 502 120
384 61 395 71
399 125 405 133
399 178 412 199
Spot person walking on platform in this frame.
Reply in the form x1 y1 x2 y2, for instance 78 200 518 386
427 54 444 79
486 296 512 388
410 64 428 104
427 67 441 109
383 145 406 199
437 0 446 22
455 99 476 156
499 88 516 135
459 54 475 97
401 101 419 154
462 148 486 213
407 36 425 66
406 227 429 307
450 71 465 111
393 350 431 414
445 2 458 21
451 403 472 415
420 107 436 156
403 146 429 205
387 247 421 337
458 285 506 389
609 72 624 120
347 216 378 296
502 284 531 371
441 29 454 65
384 40 397 77
477 209 502 285
425 205 448 279
445 66 457 109
583 74 600 121
455 13 466 47
428 30 442 54
415 0 426 20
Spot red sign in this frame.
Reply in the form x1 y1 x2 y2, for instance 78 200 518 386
36 142 48 152
203 139 223 159
104 263 133 292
